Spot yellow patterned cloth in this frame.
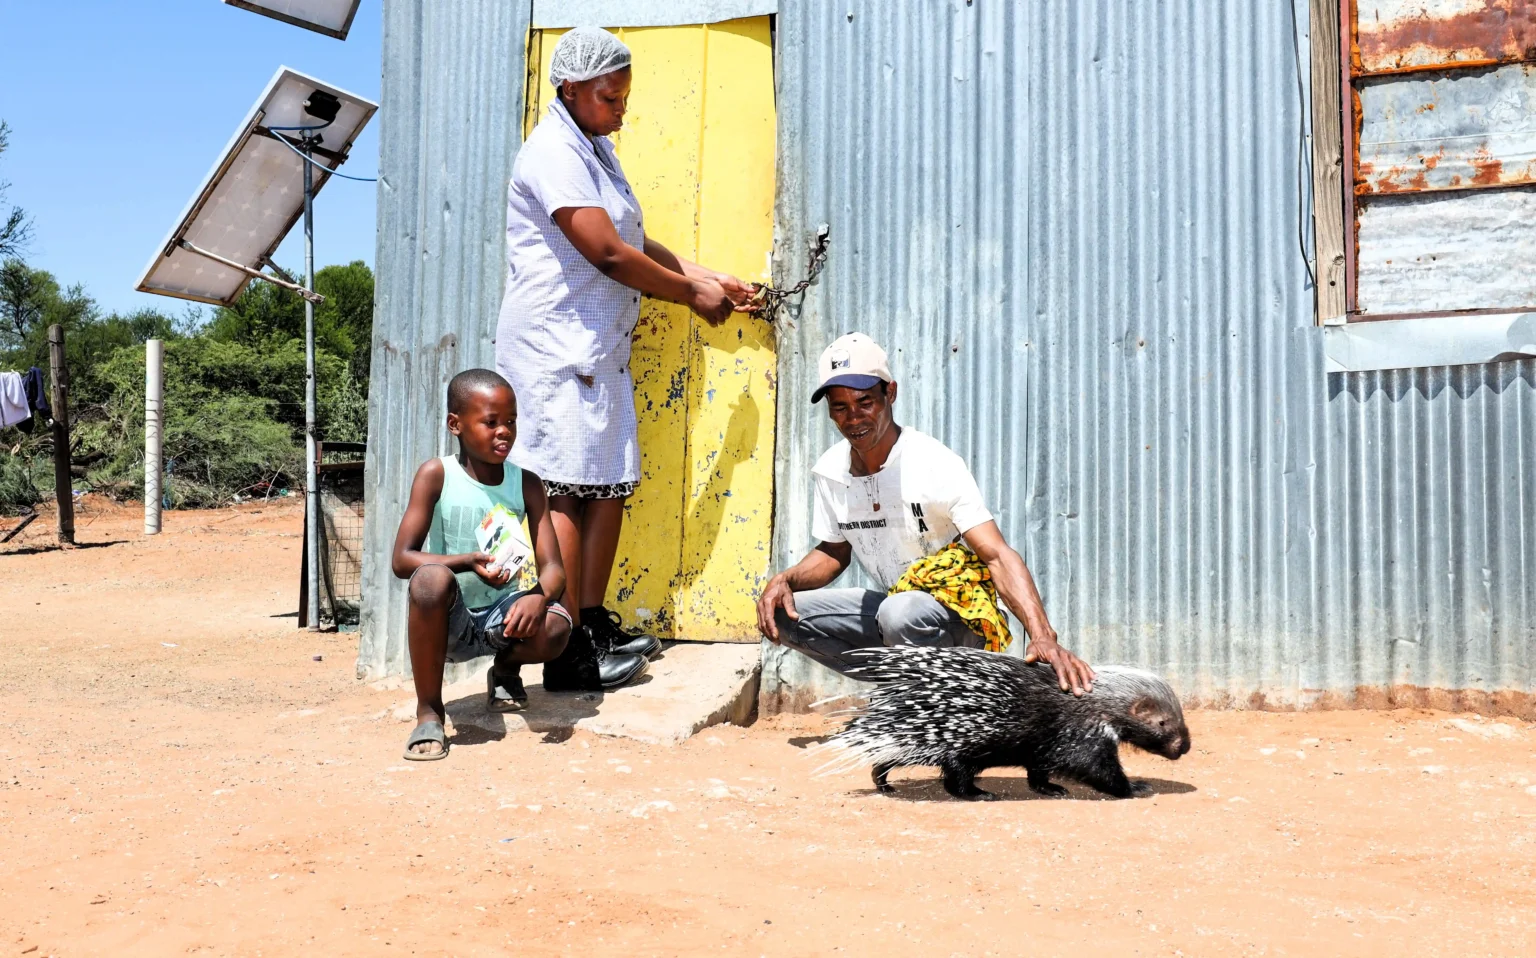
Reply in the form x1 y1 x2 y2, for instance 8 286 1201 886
888 543 1013 653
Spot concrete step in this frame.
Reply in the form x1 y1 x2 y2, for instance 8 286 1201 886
396 642 761 745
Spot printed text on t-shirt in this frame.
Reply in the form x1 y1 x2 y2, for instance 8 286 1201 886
838 518 888 530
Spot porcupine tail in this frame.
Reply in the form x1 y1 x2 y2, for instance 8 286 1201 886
810 646 1023 778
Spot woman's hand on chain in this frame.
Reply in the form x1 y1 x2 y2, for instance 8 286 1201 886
687 278 734 325
684 272 762 324
714 273 762 313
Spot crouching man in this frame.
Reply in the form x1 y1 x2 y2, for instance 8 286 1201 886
755 333 1095 695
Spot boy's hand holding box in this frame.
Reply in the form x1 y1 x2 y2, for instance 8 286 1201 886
476 504 533 580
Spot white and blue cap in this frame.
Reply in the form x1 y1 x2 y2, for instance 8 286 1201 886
811 332 894 403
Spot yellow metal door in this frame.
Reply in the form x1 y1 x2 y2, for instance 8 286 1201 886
524 18 776 642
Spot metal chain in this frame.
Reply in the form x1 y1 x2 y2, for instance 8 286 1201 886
749 225 830 323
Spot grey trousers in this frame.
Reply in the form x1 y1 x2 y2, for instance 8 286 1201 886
773 588 982 676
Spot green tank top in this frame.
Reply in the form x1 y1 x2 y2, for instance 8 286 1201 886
428 455 526 610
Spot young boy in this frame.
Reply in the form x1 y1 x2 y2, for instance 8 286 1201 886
390 369 647 761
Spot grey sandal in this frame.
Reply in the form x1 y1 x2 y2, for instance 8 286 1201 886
402 720 449 761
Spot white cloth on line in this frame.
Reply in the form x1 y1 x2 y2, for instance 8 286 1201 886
495 97 646 486
0 371 30 428
811 428 995 590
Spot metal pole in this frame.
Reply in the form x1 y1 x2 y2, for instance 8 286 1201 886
144 339 164 535
303 134 320 630
46 325 75 546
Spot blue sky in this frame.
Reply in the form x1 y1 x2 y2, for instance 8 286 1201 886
0 0 381 317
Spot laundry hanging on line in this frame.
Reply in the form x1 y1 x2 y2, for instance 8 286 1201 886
0 368 52 433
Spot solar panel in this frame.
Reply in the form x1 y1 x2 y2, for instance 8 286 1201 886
135 66 377 306
222 0 362 40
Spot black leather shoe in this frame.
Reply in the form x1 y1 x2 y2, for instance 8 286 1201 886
543 626 648 692
583 605 662 659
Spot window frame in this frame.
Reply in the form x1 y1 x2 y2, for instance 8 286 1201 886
1313 0 1536 370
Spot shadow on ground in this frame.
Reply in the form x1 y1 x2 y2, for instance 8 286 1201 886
443 677 657 746
4 540 129 556
856 775 1197 803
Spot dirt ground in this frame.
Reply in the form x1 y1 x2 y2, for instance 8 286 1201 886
2 499 1535 957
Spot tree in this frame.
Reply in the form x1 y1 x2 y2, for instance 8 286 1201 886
204 260 374 368
64 307 181 415
203 273 305 347
1 251 373 512
315 260 375 378
0 259 57 349
0 259 47 345
0 260 95 358
0 121 31 260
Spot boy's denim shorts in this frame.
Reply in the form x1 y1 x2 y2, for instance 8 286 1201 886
445 586 572 664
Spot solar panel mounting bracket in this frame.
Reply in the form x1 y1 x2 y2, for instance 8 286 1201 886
253 126 351 165
176 239 326 304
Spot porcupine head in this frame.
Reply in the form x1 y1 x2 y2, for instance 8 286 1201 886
1093 665 1192 762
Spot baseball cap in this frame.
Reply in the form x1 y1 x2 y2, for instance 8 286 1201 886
810 332 894 404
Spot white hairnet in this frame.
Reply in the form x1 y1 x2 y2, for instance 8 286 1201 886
549 27 632 86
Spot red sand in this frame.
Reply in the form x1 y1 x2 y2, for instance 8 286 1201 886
2 499 1534 956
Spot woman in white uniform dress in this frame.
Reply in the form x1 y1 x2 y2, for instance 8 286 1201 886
496 27 756 660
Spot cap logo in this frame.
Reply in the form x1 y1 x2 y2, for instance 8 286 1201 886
828 348 851 370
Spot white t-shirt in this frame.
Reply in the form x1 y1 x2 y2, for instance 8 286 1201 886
811 429 994 589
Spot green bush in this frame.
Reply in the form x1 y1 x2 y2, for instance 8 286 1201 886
0 450 42 515
89 336 361 507
1 261 374 513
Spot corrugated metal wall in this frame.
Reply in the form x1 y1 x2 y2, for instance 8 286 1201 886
769 0 1536 713
358 0 529 679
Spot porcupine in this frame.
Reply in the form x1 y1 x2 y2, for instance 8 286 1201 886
817 646 1192 800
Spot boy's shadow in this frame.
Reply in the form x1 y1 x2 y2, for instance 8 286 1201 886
860 775 1197 802
445 674 654 745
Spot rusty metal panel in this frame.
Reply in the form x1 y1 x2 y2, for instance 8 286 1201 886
1357 187 1536 312
768 0 1536 713
1356 0 1536 76
1358 62 1536 193
357 0 529 681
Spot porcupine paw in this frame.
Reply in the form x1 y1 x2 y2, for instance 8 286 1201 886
1128 780 1154 798
874 781 896 795
1029 782 1069 799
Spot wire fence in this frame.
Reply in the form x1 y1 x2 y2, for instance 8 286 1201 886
316 445 365 631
